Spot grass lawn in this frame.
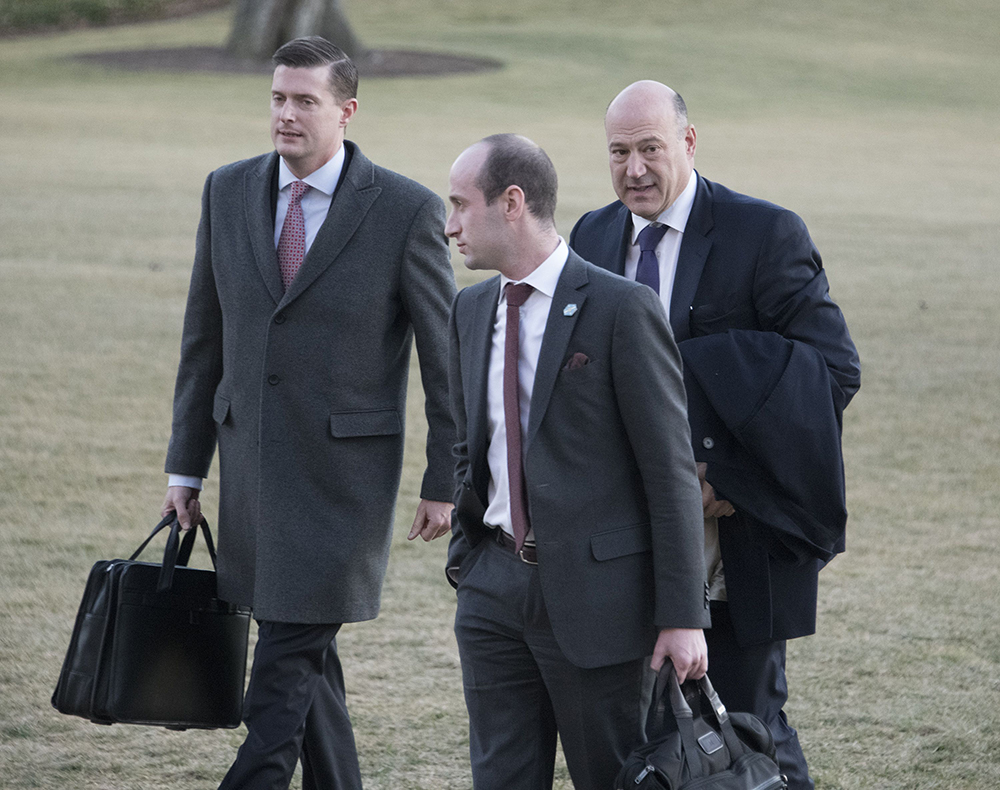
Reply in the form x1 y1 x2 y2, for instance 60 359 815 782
1 1 998 787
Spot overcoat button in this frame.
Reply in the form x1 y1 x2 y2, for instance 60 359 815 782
268 374 280 385
274 313 286 324
702 437 715 449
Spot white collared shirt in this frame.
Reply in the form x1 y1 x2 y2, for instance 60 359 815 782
623 169 698 319
482 240 569 541
168 149 346 492
273 146 346 251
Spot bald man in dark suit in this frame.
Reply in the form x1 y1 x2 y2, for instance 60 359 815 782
571 80 860 790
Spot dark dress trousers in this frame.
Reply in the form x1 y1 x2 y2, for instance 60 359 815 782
570 174 860 790
447 252 709 790
165 141 456 789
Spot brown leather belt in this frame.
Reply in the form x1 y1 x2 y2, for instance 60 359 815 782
494 528 538 565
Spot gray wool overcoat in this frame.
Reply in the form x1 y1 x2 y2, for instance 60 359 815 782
165 141 457 624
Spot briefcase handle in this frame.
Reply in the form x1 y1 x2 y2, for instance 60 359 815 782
128 514 218 594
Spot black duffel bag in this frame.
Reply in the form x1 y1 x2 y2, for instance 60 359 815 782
52 515 251 729
615 665 786 790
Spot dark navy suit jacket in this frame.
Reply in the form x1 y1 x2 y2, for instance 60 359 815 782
571 174 860 646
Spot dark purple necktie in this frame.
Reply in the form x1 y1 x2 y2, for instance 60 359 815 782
504 283 534 553
636 223 669 294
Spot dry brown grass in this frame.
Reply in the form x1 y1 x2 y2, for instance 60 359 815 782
1 1 999 788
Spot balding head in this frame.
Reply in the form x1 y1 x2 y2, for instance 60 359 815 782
603 81 696 221
446 134 560 278
606 81 688 138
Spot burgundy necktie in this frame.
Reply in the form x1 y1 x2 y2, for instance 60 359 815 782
636 223 669 294
278 180 310 291
504 282 534 553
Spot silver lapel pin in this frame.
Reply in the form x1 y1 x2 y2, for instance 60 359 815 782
563 303 578 317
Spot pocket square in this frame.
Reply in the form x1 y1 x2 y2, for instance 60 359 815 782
562 352 590 371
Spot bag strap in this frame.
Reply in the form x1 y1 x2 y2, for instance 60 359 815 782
125 514 218 592
128 514 178 561
157 518 218 593
656 664 750 777
175 518 218 568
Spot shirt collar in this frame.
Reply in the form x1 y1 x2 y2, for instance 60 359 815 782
278 145 346 196
629 169 698 244
499 238 569 303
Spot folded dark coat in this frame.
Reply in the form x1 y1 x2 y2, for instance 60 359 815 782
680 329 848 645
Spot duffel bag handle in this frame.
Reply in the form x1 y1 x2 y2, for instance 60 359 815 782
657 664 749 770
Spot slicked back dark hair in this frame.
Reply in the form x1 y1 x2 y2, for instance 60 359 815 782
476 134 558 224
272 36 358 102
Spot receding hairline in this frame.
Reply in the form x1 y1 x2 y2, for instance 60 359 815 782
605 81 689 132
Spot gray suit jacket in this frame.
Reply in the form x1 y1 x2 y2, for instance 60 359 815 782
166 141 457 624
447 251 709 669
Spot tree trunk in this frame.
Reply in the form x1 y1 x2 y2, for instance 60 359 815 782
227 0 365 62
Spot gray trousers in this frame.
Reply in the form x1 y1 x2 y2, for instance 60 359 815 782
454 536 649 790
219 621 363 790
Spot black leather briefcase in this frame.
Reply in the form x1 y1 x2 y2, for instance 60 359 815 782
52 515 251 729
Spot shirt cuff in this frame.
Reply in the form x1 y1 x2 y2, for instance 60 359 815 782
167 474 204 491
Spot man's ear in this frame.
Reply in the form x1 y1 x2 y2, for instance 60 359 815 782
340 98 359 128
502 185 526 222
685 124 697 159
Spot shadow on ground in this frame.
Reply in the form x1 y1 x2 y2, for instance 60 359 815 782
72 45 503 77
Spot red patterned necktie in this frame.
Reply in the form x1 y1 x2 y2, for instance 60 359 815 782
278 180 310 291
504 282 534 553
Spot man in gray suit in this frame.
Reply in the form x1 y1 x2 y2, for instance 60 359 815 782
444 134 709 790
160 37 456 790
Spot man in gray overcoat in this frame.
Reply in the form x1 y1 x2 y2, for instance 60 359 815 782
160 37 456 790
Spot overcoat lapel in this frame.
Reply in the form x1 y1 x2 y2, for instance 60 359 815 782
281 144 381 307
604 205 631 276
467 280 501 501
245 153 284 306
526 254 589 449
669 174 713 342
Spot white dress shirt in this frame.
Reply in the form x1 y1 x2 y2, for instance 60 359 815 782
482 240 569 543
273 147 345 250
168 148 346 492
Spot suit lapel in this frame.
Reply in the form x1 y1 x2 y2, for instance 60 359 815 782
608 204 631 276
467 280 501 501
669 174 713 342
246 153 284 306
525 254 589 449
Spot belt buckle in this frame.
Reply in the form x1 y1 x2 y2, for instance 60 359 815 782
518 548 538 566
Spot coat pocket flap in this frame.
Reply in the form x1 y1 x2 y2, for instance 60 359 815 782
212 394 231 425
329 409 402 438
590 524 652 561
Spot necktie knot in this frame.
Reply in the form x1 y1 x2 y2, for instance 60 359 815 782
637 223 669 252
505 282 533 309
289 180 310 203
